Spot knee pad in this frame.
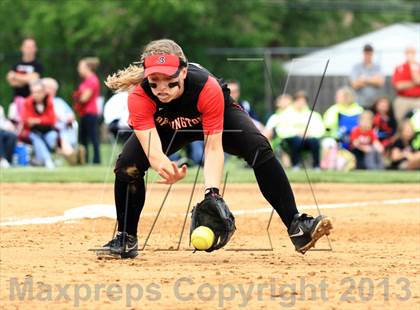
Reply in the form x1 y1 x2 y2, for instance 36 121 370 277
114 153 146 185
115 164 144 184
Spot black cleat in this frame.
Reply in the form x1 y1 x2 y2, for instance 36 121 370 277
288 213 332 254
95 232 138 258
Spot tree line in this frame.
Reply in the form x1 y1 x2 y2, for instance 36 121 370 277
0 0 417 119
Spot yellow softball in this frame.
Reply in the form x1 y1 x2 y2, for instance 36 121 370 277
191 226 215 250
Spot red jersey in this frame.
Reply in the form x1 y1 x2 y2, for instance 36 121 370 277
128 63 225 135
21 95 56 139
350 126 378 149
74 73 100 116
392 62 420 97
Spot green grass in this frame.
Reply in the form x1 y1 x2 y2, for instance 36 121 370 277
1 143 418 183
1 161 419 184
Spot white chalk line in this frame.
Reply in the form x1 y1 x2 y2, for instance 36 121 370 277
0 197 419 227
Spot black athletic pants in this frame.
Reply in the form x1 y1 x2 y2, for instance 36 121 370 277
80 114 101 164
114 105 298 236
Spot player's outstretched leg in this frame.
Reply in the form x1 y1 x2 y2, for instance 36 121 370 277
288 214 332 254
222 105 333 254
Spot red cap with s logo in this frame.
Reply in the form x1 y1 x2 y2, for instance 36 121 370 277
143 54 183 77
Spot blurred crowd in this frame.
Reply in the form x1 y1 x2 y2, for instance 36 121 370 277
1 38 101 168
1 39 419 171
262 44 420 171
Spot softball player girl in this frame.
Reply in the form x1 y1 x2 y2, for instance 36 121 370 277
102 39 332 258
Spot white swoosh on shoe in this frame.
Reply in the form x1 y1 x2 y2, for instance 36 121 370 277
290 227 304 238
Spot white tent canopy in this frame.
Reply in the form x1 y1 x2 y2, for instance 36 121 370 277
284 23 420 76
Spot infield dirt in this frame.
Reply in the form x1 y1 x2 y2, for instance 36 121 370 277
1 183 419 309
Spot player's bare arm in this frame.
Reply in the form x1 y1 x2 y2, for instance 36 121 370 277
203 132 224 189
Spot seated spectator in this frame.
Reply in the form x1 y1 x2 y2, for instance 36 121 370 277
42 78 81 164
263 94 292 140
411 108 420 133
7 100 25 129
392 46 420 123
103 91 131 143
389 120 420 170
263 94 293 166
323 86 364 149
22 80 57 168
0 106 17 168
350 111 384 170
371 96 397 149
350 44 385 108
320 137 356 171
271 91 325 169
410 109 420 153
227 80 264 131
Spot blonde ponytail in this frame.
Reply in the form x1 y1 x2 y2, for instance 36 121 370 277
105 64 144 92
105 39 187 93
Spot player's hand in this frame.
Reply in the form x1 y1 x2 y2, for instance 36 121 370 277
157 162 187 184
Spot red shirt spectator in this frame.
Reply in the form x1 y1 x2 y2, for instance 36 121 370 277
350 111 384 170
21 95 56 140
392 47 420 123
350 127 378 149
74 73 100 116
392 62 420 97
